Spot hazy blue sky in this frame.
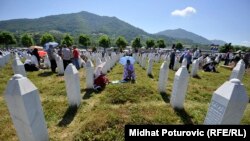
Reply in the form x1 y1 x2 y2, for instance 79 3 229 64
0 0 249 46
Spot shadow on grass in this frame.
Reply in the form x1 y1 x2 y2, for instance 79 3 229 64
148 74 154 79
160 92 170 103
193 75 201 79
174 108 194 125
58 105 78 127
38 71 54 77
82 88 103 99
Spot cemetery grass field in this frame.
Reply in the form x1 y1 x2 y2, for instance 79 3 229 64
0 59 250 141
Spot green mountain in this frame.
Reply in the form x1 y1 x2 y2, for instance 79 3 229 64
0 11 143 40
0 11 176 43
210 39 227 45
156 28 213 45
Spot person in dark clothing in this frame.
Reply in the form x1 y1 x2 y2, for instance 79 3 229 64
169 46 176 70
32 48 40 66
243 53 250 69
184 50 192 72
24 59 39 71
47 45 57 73
203 61 216 72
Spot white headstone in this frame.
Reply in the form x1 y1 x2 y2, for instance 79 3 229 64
230 60 245 81
170 61 189 109
0 55 4 67
147 58 154 76
78 57 83 68
155 55 160 63
106 56 111 71
215 55 220 64
86 60 94 89
102 58 108 74
64 64 81 107
95 57 102 67
173 56 179 71
12 58 27 77
141 55 147 69
44 55 51 68
4 74 49 141
15 53 19 59
158 61 169 93
181 58 187 67
56 55 64 75
191 59 199 77
204 79 249 124
31 55 39 67
138 55 142 66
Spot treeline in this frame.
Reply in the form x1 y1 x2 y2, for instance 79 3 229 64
0 31 182 49
1 31 249 52
219 43 250 53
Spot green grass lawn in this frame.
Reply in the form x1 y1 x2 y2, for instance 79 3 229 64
0 57 250 141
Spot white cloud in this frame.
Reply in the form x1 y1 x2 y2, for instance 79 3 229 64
171 7 196 17
241 41 250 47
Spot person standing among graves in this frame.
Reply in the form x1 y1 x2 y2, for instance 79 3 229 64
243 52 250 69
123 59 136 83
72 45 80 70
32 48 41 67
47 45 57 73
62 44 71 70
193 48 200 60
58 46 63 57
184 50 192 72
169 44 176 70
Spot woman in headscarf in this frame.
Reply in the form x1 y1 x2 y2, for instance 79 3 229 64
123 59 136 83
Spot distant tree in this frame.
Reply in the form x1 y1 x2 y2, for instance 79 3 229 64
79 34 90 47
92 46 97 52
156 39 166 48
61 34 74 47
234 46 241 51
0 31 16 47
21 33 34 47
40 33 55 46
176 42 183 50
32 33 42 45
116 36 127 49
247 47 250 52
240 46 247 52
219 43 234 53
146 38 155 48
132 37 142 48
99 35 111 48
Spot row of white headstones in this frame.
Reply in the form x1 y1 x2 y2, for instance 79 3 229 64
0 51 11 68
2 52 249 141
4 52 122 141
134 53 248 124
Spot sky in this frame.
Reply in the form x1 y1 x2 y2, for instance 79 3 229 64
0 0 250 46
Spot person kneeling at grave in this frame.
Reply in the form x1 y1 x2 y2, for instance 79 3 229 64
24 59 39 71
123 60 136 83
202 61 217 72
94 63 109 91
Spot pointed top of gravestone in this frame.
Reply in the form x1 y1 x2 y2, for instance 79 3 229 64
65 63 78 74
15 53 19 59
160 61 168 69
181 58 187 67
13 74 23 80
238 59 245 65
165 55 170 61
86 59 94 67
230 78 241 84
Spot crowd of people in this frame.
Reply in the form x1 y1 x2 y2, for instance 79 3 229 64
1 43 250 92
